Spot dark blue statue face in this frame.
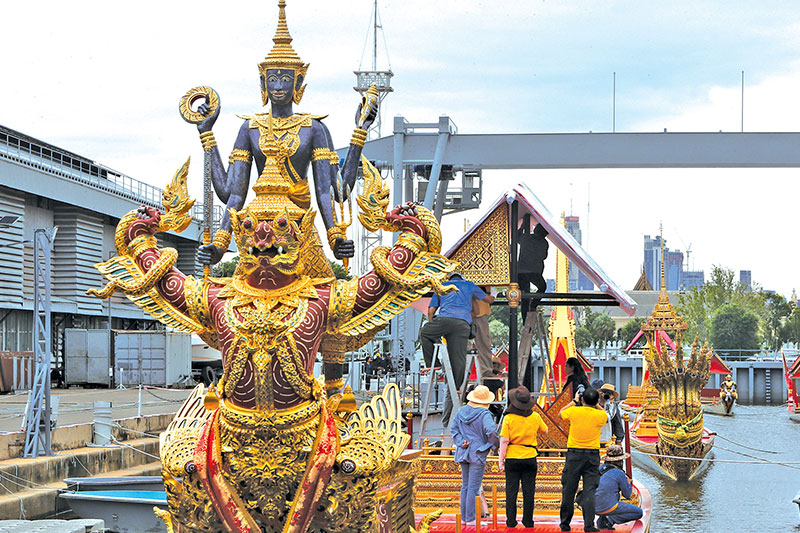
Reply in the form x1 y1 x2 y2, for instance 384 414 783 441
265 69 296 105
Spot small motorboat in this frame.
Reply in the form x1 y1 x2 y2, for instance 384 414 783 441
59 490 167 533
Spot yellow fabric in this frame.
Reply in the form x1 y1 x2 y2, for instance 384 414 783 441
288 179 311 208
472 298 491 318
561 406 608 449
500 412 548 459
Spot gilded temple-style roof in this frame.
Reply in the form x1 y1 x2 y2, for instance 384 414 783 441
633 265 654 291
444 183 637 316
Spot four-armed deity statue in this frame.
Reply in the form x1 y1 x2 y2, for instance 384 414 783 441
88 2 454 531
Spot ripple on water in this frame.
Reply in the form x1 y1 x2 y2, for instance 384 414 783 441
631 405 800 532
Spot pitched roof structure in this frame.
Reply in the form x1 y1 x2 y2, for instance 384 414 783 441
445 183 637 316
633 266 653 291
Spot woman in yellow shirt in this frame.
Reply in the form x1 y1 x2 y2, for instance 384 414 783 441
498 386 549 529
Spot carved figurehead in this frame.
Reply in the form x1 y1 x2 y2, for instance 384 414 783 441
640 245 712 480
90 154 455 532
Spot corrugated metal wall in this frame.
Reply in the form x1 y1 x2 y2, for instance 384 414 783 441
52 205 105 315
0 188 25 307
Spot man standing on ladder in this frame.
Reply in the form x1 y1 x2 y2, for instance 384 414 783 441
420 272 495 427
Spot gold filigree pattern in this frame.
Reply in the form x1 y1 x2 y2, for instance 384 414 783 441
447 202 510 285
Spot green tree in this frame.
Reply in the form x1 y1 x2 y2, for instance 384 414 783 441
677 265 764 340
761 292 791 351
329 260 352 280
618 318 645 346
488 318 510 347
711 303 760 354
211 255 239 277
782 306 800 345
575 327 593 350
583 309 616 348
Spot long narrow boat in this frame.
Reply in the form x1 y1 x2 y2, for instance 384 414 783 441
622 252 715 481
700 354 737 416
414 387 652 532
416 189 651 531
783 352 800 423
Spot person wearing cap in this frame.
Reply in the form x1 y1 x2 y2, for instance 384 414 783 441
558 388 608 532
421 272 495 427
592 379 624 445
450 385 499 526
498 386 549 529
594 445 643 530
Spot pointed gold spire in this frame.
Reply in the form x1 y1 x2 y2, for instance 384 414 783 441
642 227 687 335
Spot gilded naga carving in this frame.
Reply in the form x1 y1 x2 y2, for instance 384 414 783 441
639 254 712 481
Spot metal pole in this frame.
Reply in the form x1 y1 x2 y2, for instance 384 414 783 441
741 70 745 133
372 0 378 72
623 412 632 478
422 121 450 213
613 72 616 133
24 228 54 457
508 200 519 390
137 384 142 418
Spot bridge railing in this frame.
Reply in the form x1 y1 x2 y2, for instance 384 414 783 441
0 129 222 227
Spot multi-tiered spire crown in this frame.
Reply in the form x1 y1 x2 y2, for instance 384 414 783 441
259 0 309 104
642 227 687 333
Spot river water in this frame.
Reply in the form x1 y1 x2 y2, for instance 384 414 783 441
632 405 799 532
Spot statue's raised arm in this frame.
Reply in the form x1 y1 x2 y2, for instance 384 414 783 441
186 0 378 269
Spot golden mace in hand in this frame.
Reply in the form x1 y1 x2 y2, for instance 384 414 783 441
179 86 220 279
331 175 352 274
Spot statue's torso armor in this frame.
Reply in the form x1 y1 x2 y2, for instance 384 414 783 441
210 277 332 411
243 113 324 197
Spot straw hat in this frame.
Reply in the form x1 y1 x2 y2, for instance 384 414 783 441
599 383 619 400
466 385 493 405
604 445 630 462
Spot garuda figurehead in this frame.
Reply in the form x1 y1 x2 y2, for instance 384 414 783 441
258 0 309 106
227 185 317 292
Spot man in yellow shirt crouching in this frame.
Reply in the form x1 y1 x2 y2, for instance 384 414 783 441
559 387 608 532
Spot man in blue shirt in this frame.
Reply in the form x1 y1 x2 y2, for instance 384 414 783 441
421 273 495 427
594 445 643 530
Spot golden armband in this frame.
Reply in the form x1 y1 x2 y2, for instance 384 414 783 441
396 232 427 255
228 148 251 164
350 128 368 148
212 229 232 250
327 226 346 249
128 235 157 258
312 147 332 162
199 131 216 152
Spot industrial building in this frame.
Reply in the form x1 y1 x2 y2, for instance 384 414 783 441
0 124 218 384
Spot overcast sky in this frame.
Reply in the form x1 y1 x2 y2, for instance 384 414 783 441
3 1 800 297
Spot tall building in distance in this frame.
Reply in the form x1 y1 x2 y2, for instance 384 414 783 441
740 270 752 290
565 215 594 291
643 233 704 290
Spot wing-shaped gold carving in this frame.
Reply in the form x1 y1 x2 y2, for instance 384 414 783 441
357 155 396 232
337 383 409 476
159 158 196 234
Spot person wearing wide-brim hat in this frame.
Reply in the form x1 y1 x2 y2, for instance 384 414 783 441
451 385 499 526
498 386 549 529
595 380 624 445
594 445 642 530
